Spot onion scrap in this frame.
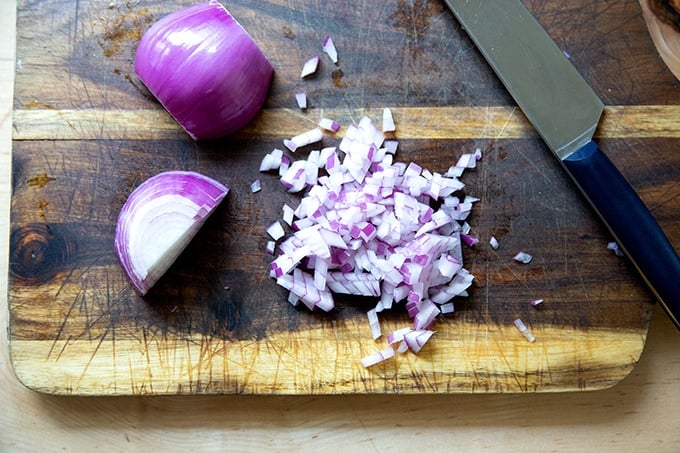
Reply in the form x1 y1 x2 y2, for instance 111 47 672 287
300 56 320 78
322 35 338 64
261 115 481 367
134 1 273 140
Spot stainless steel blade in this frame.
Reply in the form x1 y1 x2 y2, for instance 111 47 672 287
443 0 604 159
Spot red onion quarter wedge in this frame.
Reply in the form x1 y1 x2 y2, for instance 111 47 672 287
115 171 229 295
134 1 273 140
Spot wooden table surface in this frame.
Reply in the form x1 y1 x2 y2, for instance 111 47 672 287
1 0 678 450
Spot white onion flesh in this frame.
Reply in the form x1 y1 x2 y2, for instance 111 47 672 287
318 118 341 132
489 235 499 250
300 56 320 78
284 127 324 152
530 299 544 307
513 251 533 264
382 108 396 132
296 92 308 109
607 241 624 257
322 35 338 64
514 318 536 342
115 171 229 295
360 346 395 368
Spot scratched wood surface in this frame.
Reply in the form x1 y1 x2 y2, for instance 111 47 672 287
8 0 680 395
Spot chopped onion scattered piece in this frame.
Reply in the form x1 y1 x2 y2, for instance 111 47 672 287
387 327 413 345
319 118 341 132
301 55 320 78
250 179 262 193
367 308 382 339
513 251 533 264
134 1 273 140
259 148 284 172
267 221 285 240
402 329 435 353
513 318 535 342
382 108 396 132
264 114 481 366
607 241 624 257
114 171 229 295
530 298 544 307
489 236 499 250
322 35 338 63
461 233 479 247
440 302 455 314
456 153 478 169
296 92 308 109
282 203 295 226
360 346 395 368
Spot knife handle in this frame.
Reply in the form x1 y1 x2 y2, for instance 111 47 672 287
563 140 680 329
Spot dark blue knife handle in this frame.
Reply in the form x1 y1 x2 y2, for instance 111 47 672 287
563 140 680 329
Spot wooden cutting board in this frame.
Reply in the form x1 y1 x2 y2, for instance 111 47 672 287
9 0 680 395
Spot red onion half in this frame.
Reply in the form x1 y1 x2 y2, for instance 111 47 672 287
134 1 273 140
115 171 229 295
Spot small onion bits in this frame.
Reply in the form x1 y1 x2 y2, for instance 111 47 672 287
134 1 273 140
115 171 229 295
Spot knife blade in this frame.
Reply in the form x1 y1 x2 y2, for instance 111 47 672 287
443 0 680 330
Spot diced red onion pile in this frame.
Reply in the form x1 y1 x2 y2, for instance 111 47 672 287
134 1 273 140
261 115 482 367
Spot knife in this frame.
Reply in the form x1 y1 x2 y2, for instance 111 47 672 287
443 0 680 330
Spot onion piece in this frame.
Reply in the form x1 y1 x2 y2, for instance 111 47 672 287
322 35 338 63
267 221 285 240
513 251 533 264
360 346 395 368
284 127 324 152
367 308 382 339
114 171 229 295
250 179 262 193
301 55 320 78
295 92 308 109
382 108 396 132
134 1 273 140
387 327 413 345
456 153 477 169
264 114 480 363
489 235 499 250
514 318 536 342
259 148 284 172
607 241 624 257
403 329 435 353
319 118 341 132
440 302 455 314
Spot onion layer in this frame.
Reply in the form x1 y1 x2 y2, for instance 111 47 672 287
115 171 229 295
134 1 273 140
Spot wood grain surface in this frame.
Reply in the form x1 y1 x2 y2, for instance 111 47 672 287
2 1 680 452
8 0 680 395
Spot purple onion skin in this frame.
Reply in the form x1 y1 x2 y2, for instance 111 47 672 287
115 171 229 295
135 1 273 140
